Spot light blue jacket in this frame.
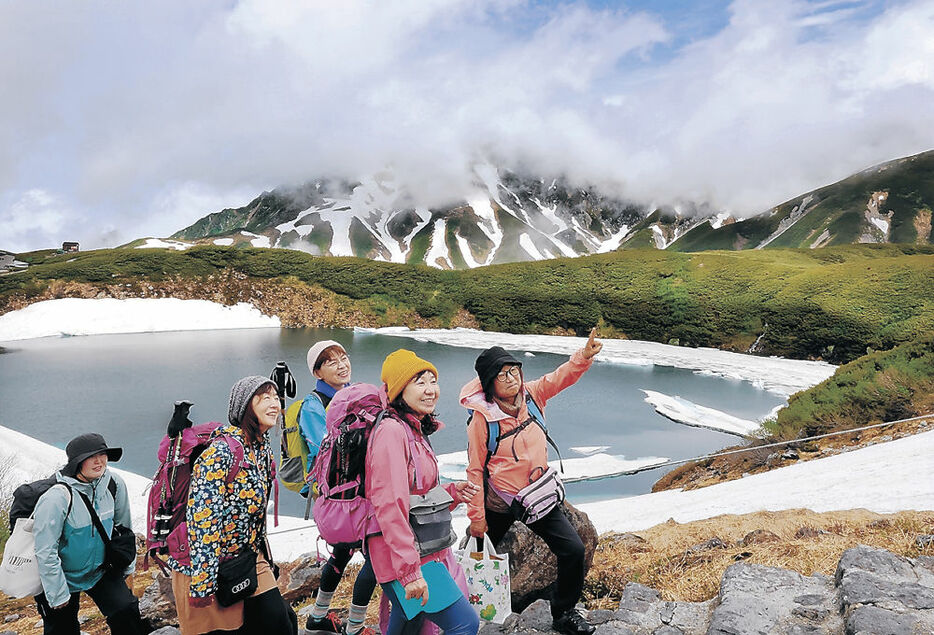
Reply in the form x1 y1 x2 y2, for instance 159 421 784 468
33 470 134 607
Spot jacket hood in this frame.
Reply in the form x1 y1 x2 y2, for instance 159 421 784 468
459 378 523 422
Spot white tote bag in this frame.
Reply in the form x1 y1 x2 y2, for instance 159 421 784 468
455 534 511 624
0 516 44 598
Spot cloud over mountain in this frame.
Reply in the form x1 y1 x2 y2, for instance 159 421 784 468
1 0 933 252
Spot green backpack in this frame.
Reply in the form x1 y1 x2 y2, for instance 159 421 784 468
279 398 312 494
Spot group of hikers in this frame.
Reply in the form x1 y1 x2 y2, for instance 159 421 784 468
23 328 604 635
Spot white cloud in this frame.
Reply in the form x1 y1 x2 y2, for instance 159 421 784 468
0 190 72 252
0 0 933 251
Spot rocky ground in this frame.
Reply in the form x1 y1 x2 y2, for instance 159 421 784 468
3 506 931 634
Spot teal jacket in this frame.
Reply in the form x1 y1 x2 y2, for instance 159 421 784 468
33 470 134 607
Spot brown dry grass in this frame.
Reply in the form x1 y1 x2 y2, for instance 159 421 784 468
584 508 934 609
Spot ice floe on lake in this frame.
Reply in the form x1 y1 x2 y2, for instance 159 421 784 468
641 390 763 437
359 327 835 397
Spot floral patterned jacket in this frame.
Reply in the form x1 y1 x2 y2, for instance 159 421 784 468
184 424 273 599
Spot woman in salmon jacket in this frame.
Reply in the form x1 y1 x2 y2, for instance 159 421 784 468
365 349 481 635
459 329 602 635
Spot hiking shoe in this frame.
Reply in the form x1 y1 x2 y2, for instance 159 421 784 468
552 609 595 635
305 611 342 635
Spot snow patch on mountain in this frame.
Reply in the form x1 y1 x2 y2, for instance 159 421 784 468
427 219 452 269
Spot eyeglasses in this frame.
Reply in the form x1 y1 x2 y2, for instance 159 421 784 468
322 355 350 370
495 367 521 382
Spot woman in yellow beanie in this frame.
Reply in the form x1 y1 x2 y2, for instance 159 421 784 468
365 349 481 635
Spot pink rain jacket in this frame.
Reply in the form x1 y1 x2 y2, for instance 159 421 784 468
458 349 593 526
364 407 467 586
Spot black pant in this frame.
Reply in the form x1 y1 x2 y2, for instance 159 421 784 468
204 588 297 635
36 570 148 635
318 546 377 606
486 504 585 617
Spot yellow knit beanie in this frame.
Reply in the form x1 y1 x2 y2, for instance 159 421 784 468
381 349 439 402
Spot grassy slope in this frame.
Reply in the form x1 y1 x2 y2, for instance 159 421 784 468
3 244 933 364
766 334 934 438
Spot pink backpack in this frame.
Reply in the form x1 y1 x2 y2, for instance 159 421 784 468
145 422 244 570
311 383 415 549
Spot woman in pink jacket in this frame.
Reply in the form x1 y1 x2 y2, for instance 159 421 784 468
365 349 481 635
459 329 602 635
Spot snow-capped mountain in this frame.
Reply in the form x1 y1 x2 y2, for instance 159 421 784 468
172 166 648 268
169 151 933 267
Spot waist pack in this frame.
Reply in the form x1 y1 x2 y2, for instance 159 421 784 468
216 548 258 607
502 466 565 525
409 485 456 557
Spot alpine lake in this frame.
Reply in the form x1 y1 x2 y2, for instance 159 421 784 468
0 327 786 517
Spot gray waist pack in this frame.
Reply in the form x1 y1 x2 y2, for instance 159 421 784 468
409 485 456 557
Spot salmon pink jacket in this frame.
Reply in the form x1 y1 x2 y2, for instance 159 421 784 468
458 349 592 526
364 404 466 585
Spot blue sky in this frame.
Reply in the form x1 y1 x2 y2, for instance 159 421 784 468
1 0 932 252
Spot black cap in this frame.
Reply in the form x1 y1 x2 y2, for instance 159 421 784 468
62 433 123 477
475 346 522 400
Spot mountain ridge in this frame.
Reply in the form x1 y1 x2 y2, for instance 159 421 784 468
167 150 934 267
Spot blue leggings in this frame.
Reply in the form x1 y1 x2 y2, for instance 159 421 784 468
381 581 479 635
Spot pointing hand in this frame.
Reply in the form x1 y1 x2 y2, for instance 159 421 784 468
582 327 602 360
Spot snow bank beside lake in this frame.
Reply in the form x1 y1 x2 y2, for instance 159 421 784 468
579 428 934 533
0 298 280 342
361 327 835 397
436 450 669 484
1 424 932 562
641 390 763 437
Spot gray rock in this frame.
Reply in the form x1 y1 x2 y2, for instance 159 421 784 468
588 609 618 625
593 622 636 635
836 545 934 632
149 628 183 635
139 573 178 628
915 535 934 550
845 605 918 634
479 619 507 635
659 601 712 634
515 599 554 632
2 614 18 623
489 503 598 614
277 553 325 603
653 627 683 635
0 631 16 635
618 583 661 612
707 563 842 634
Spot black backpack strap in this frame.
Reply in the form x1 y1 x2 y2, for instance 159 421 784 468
107 477 117 500
76 491 112 549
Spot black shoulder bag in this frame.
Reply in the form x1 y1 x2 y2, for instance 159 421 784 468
76 490 137 573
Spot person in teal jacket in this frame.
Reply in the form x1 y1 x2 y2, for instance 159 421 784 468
33 432 148 634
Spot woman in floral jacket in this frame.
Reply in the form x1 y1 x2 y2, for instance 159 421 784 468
172 375 296 635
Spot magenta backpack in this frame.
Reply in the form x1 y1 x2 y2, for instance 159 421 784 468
311 383 402 549
145 422 244 570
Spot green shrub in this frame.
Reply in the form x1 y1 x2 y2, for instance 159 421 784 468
765 334 934 439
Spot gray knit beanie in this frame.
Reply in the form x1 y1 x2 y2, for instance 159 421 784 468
228 375 277 425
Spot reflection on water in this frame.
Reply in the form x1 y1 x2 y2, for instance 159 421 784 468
0 328 785 516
